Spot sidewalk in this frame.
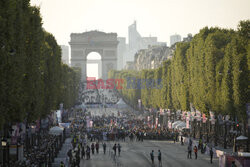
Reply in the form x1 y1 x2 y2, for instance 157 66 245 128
179 136 231 158
80 150 113 167
80 140 129 167
52 138 72 167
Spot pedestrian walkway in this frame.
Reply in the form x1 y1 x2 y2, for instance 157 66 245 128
80 150 113 167
52 138 72 167
80 141 129 167
179 136 231 158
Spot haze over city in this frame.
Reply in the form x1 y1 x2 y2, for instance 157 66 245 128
30 0 250 46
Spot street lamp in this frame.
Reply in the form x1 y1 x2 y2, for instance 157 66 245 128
214 116 218 146
224 120 227 149
1 141 6 147
1 139 6 166
193 118 196 139
1 138 8 166
233 123 239 152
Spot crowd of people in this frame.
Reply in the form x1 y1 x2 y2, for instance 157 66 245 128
9 129 65 167
62 108 190 167
65 125 125 167
8 105 220 167
186 138 214 164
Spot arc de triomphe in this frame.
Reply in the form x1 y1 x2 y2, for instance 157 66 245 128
69 31 118 81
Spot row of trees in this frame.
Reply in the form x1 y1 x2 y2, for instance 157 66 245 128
109 20 249 125
0 0 81 129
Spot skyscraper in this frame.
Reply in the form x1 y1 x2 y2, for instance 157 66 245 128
117 21 167 69
60 45 70 65
170 34 181 46
117 37 126 70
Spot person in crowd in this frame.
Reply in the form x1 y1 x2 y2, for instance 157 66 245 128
118 143 121 156
202 142 207 154
91 143 95 154
181 136 184 145
140 132 144 142
67 149 72 164
103 142 106 154
210 147 214 164
72 150 76 167
158 150 162 167
76 150 80 167
60 161 65 167
113 143 117 156
86 145 91 160
129 133 134 142
150 150 154 164
81 145 85 159
189 138 193 146
96 142 99 154
83 138 87 146
187 144 192 159
194 145 198 159
78 142 81 150
231 161 237 167
198 138 202 149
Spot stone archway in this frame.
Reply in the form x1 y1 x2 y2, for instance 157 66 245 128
69 31 118 81
86 52 102 79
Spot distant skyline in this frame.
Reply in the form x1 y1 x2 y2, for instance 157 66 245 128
30 0 250 46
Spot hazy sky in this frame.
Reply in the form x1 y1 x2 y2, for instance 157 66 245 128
30 0 250 46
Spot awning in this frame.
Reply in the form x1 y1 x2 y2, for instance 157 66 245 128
236 135 248 140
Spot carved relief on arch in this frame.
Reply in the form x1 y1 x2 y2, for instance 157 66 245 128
85 49 103 58
75 63 81 67
104 50 115 57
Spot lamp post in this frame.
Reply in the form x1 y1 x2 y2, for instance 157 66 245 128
0 130 2 166
206 119 209 143
193 118 196 139
16 137 19 161
1 139 6 166
1 138 8 166
214 117 218 146
1 139 5 166
224 120 227 149
233 134 237 152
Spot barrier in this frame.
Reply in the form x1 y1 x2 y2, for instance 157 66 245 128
178 136 250 167
219 154 250 167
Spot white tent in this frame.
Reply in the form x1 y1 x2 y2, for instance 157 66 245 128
176 122 186 130
49 126 64 135
236 135 248 140
116 98 128 108
172 121 183 129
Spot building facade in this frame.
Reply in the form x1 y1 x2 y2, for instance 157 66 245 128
119 21 166 68
60 45 70 65
117 37 126 70
170 34 181 46
69 31 118 81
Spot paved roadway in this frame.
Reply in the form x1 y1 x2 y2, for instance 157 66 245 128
80 139 219 167
80 107 219 167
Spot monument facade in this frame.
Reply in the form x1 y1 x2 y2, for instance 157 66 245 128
69 31 118 81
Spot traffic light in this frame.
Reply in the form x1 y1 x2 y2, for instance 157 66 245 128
236 123 240 132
